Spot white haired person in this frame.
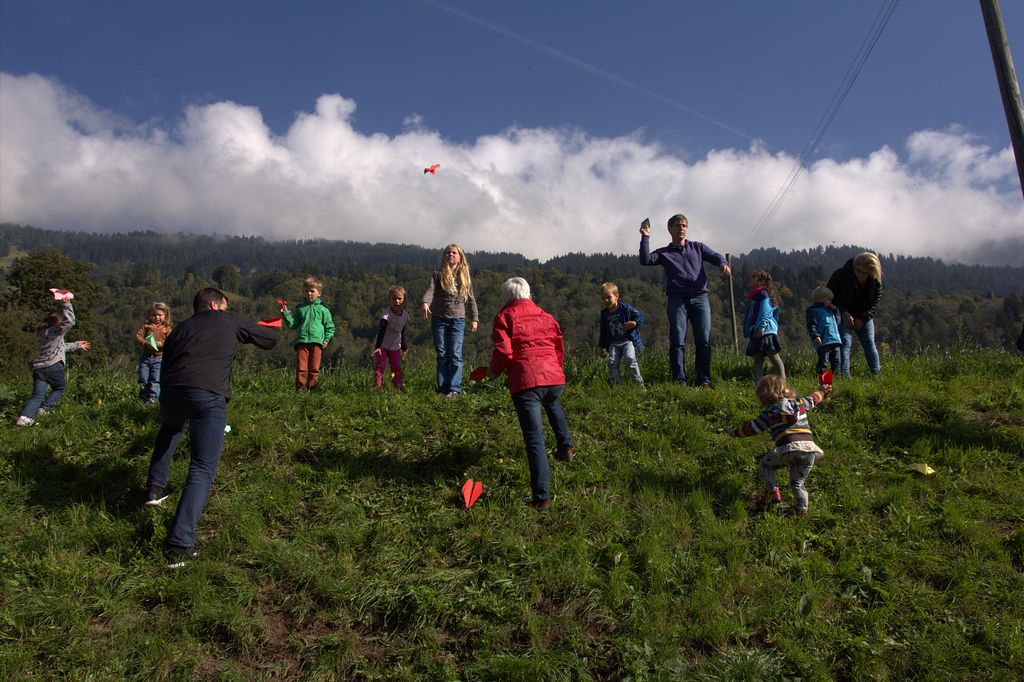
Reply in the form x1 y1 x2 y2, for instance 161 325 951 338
486 277 574 512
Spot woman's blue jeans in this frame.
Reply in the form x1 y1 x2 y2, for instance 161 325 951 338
511 384 573 502
431 316 465 395
840 319 881 376
147 388 228 550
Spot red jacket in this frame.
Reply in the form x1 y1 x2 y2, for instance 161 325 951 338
489 298 566 394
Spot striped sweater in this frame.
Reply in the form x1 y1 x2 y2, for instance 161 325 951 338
732 388 829 446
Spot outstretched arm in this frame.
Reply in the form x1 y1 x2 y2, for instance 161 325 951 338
729 408 772 438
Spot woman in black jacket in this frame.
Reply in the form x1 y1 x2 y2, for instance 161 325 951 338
826 252 882 376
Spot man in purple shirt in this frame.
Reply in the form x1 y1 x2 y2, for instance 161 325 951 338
640 214 731 387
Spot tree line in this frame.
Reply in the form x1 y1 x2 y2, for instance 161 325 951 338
1 223 1022 378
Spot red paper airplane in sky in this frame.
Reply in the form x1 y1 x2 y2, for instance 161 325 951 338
423 164 440 175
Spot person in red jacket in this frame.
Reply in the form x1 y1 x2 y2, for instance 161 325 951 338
487 277 575 512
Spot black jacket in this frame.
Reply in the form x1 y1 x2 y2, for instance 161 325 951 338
161 309 277 399
826 259 882 323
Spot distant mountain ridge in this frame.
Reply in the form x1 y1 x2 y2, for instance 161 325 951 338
2 223 1022 367
2 223 1022 296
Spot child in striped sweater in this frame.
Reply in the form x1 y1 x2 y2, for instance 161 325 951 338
728 375 831 515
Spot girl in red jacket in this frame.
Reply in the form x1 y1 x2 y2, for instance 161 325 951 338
487 277 575 512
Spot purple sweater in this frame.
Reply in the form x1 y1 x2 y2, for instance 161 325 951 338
639 236 727 297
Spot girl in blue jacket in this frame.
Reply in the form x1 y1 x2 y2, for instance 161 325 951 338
743 270 786 385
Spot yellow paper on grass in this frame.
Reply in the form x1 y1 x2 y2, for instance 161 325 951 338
910 463 935 475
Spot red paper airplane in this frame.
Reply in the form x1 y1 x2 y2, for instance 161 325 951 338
423 164 440 175
462 479 483 509
258 316 283 328
819 370 833 386
49 288 74 301
469 366 489 382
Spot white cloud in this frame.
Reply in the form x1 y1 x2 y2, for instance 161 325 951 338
2 72 1021 263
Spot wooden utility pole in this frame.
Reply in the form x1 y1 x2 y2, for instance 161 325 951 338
979 0 1024 199
726 253 739 352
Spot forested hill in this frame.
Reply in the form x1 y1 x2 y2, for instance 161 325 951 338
1 223 1022 376
3 223 1021 296
547 247 1024 297
0 224 537 276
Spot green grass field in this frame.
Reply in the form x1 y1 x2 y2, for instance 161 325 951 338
2 349 1022 680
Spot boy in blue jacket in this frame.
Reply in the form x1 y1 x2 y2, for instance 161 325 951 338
805 286 842 374
597 282 645 386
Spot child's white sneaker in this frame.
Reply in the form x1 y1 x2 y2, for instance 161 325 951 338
15 416 36 427
36 408 50 416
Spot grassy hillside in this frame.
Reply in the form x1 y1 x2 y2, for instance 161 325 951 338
1 349 1022 680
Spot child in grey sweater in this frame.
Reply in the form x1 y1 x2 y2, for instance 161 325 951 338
16 298 91 426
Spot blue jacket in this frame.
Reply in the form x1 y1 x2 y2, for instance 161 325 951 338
805 303 841 349
742 289 778 338
598 302 644 353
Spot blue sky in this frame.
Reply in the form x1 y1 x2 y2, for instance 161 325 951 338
2 0 1022 263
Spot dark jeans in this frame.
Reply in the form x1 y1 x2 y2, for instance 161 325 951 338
20 362 65 418
511 384 573 502
816 344 841 373
667 292 713 385
147 388 228 550
138 354 162 403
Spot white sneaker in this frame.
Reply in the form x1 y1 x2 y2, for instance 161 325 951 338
36 408 50 416
15 416 36 427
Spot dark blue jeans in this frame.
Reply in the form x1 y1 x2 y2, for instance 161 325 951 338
20 362 65 418
431 316 465 394
138 354 162 403
511 384 573 502
667 292 712 385
816 344 841 373
147 388 228 550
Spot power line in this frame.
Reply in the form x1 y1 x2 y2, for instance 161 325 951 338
737 0 902 254
419 0 763 145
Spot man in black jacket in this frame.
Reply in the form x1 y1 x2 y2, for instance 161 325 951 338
144 287 277 567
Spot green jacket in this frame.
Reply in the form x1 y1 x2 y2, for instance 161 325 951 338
282 299 335 347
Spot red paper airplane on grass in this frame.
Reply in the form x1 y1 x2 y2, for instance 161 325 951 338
423 164 440 175
819 370 833 386
462 479 483 508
